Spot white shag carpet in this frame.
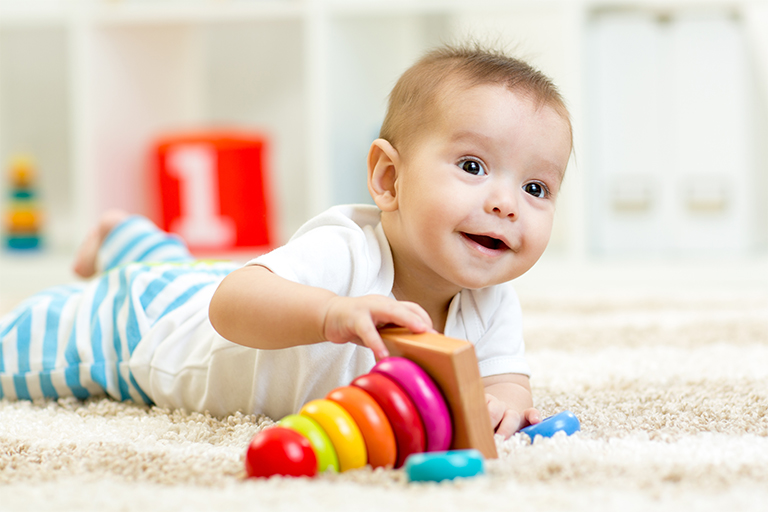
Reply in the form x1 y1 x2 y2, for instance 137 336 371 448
1 288 767 512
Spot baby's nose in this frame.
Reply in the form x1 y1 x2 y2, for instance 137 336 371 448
490 190 518 218
493 206 515 218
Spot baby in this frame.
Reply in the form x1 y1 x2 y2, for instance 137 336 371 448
0 44 571 439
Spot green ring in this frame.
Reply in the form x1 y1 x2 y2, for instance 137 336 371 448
279 414 340 473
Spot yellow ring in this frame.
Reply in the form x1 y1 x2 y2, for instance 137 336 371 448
300 399 367 472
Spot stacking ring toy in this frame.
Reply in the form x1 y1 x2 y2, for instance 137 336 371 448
278 414 339 473
520 411 580 441
300 399 367 472
326 386 397 469
404 449 485 483
352 372 425 468
372 357 452 452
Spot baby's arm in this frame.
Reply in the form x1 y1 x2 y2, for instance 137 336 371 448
208 265 433 360
482 373 541 439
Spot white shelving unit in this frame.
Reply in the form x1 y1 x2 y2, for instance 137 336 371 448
586 7 763 258
0 0 766 307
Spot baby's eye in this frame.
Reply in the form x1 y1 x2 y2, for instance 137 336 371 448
459 159 486 176
524 182 549 198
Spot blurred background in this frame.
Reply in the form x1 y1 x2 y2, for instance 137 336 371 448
0 0 767 307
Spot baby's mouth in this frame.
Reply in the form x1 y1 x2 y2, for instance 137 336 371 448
463 233 509 251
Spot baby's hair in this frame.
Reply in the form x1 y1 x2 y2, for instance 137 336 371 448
380 43 572 154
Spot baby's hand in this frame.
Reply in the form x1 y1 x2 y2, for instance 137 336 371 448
323 295 434 360
486 394 541 439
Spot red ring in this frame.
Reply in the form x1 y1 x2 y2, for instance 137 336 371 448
372 357 452 452
352 372 425 468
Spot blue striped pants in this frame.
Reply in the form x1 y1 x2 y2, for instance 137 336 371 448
0 216 238 404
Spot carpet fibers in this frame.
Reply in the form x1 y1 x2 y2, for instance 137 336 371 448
1 290 767 511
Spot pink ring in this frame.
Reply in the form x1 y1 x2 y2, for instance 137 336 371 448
372 357 453 452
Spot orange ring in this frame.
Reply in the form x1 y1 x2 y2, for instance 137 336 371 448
300 399 367 472
327 386 397 469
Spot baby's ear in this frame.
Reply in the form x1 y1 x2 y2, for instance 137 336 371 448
367 138 399 212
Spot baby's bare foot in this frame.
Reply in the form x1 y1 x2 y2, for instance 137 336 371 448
72 209 130 278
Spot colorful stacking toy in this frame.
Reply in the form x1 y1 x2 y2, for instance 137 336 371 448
245 355 453 477
244 330 580 481
4 154 43 250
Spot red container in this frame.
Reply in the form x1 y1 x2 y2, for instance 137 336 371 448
151 131 273 252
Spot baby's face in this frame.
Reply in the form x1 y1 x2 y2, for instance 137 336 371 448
385 84 571 293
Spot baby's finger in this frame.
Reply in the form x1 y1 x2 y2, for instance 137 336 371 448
523 408 542 427
485 394 504 430
496 410 521 439
374 304 432 335
400 302 434 332
355 317 390 360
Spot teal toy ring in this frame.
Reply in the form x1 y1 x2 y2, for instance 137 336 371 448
405 449 485 482
520 411 580 441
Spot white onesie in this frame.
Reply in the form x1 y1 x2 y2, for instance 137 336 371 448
131 204 529 420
